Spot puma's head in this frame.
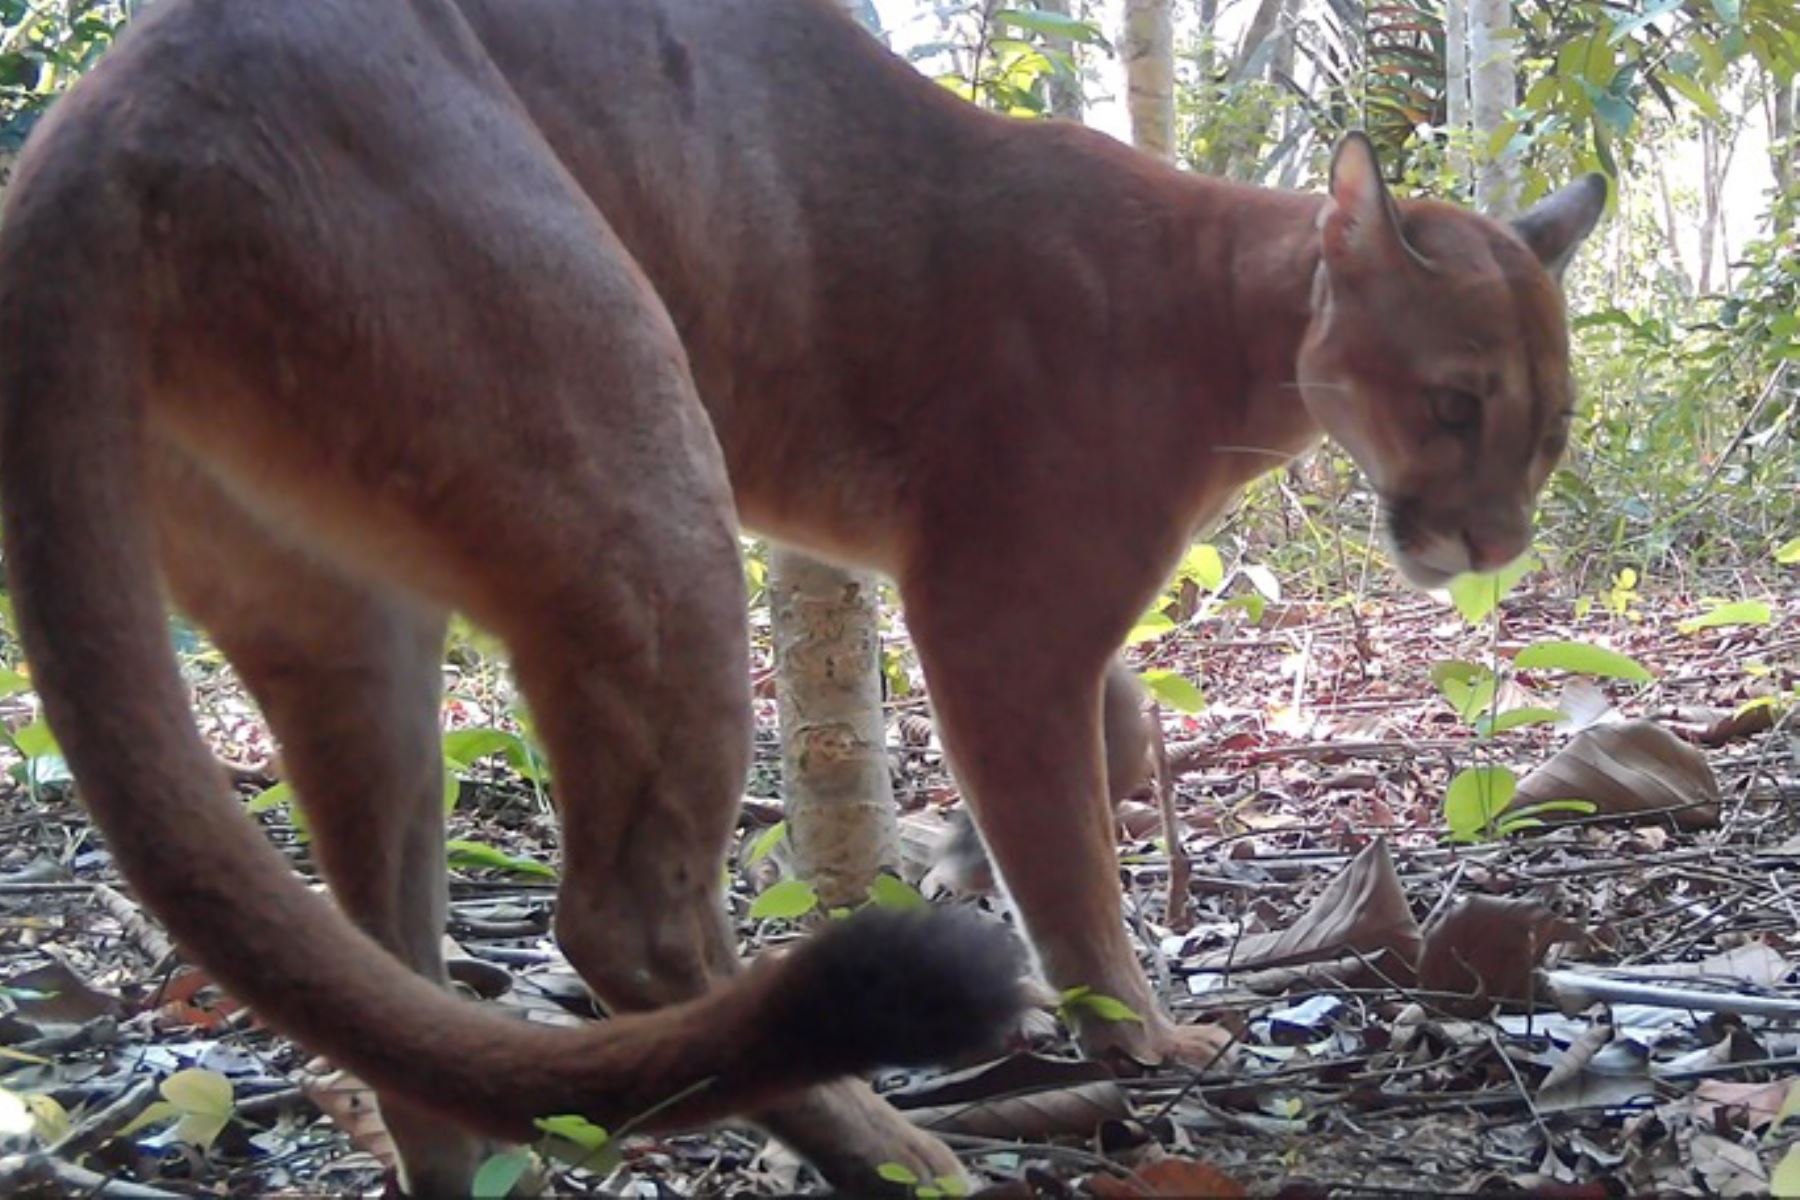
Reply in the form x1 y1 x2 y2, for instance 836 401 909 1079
1295 133 1607 589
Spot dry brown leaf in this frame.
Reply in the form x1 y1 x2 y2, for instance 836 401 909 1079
1696 703 1777 747
1539 1006 1614 1093
1418 896 1583 1016
1192 839 1421 980
906 1082 1129 1139
3 960 121 1024
298 1058 397 1176
1692 1079 1794 1131
1090 1157 1247 1197
1515 719 1721 830
1687 1130 1767 1197
886 1052 1113 1108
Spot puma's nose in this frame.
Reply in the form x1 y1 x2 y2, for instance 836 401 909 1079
1463 526 1528 573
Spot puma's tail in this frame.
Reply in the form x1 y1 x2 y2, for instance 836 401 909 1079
0 151 1019 1142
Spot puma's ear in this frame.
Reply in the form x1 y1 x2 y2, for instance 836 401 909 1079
1320 132 1410 270
1512 173 1609 280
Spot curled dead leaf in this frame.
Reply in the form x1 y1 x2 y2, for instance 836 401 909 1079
1192 839 1421 984
1515 719 1720 831
299 1058 397 1176
1418 896 1583 1016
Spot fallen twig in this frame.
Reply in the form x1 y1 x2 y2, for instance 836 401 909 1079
1149 703 1191 933
0 1152 184 1199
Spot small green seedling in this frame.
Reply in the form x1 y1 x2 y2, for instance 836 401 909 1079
1056 985 1144 1029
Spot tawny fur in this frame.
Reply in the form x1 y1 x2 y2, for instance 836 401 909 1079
0 0 1604 1193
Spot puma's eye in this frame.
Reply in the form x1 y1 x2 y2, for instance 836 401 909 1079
1430 388 1482 432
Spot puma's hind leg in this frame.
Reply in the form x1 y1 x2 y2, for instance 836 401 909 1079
489 487 968 1190
927 661 1150 896
148 451 483 1196
904 574 1230 1071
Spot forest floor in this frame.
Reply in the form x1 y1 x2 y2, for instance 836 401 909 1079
0 574 1795 1198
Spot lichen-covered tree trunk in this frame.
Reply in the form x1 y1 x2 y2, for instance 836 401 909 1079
1469 0 1518 217
1122 0 1174 159
768 548 899 906
1445 0 1471 187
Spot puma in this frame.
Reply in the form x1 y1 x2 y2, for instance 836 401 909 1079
0 0 1606 1193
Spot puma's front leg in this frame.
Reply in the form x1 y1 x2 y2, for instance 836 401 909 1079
906 600 1226 1068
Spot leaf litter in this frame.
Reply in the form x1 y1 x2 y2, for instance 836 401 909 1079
0 576 1794 1195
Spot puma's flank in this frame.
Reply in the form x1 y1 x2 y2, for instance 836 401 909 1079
0 0 1605 1192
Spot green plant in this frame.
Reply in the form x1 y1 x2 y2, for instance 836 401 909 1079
878 1161 970 1199
908 3 1106 115
1427 561 1661 843
119 1068 236 1151
1055 984 1143 1029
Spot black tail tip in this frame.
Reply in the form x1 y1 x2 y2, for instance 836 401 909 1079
767 905 1024 1072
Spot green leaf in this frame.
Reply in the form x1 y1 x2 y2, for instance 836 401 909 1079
119 1099 180 1139
1443 766 1518 841
1474 706 1564 736
245 781 293 815
745 820 788 866
443 727 531 769
991 8 1108 46
0 668 32 699
749 878 819 920
9 720 59 760
878 1163 922 1187
472 1150 534 1200
1506 799 1597 821
1677 600 1773 633
149 1068 234 1150
1608 0 1682 44
1515 640 1653 682
1430 661 1496 724
1446 551 1538 625
532 1114 610 1151
1177 543 1226 593
1220 594 1267 624
1140 669 1204 714
1776 537 1800 566
163 1068 233 1117
1125 611 1176 646
1774 1144 1800 1199
445 839 557 880
868 873 928 912
1059 985 1144 1025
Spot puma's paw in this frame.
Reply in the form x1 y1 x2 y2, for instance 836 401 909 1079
1151 1018 1238 1069
1080 1011 1238 1073
758 1077 965 1193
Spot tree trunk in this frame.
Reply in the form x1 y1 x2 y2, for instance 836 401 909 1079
1697 113 1741 294
1445 0 1471 189
1468 0 1518 217
1226 0 1283 83
1654 160 1692 296
1037 0 1085 121
760 0 902 908
1195 0 1219 81
1122 0 1174 159
768 548 900 906
1770 73 1794 196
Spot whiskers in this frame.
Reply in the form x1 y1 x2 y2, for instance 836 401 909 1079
1209 444 1291 459
1281 380 1352 399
